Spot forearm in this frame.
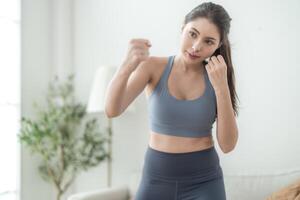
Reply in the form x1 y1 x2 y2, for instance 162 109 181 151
105 65 133 117
215 86 239 153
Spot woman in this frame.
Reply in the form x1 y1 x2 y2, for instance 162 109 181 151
105 2 239 200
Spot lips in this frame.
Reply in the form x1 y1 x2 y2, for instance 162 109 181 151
187 51 200 59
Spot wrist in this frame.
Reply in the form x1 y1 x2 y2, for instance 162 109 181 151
118 64 134 77
214 85 230 95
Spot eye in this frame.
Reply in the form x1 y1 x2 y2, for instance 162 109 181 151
189 31 197 38
206 40 214 45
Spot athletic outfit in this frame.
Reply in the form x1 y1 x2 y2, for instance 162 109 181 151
134 55 226 200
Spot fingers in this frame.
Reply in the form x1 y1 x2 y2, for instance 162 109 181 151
133 49 149 56
129 38 152 54
205 56 216 72
128 38 152 57
130 38 152 63
217 55 225 64
210 56 219 66
207 55 225 67
205 62 213 72
129 38 152 47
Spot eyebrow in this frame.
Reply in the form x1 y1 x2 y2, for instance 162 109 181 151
191 27 217 41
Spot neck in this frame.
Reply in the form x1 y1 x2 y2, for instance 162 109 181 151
174 53 205 74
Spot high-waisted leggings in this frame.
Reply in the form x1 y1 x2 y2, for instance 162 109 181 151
134 145 226 200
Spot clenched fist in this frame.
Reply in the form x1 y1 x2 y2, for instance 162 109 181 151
121 38 152 72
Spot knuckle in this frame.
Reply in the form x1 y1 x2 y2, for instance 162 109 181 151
132 54 139 61
129 39 136 44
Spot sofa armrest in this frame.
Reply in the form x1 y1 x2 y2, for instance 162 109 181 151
68 185 129 200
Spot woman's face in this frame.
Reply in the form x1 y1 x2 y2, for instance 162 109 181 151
180 17 221 64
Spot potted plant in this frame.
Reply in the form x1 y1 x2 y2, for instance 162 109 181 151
18 74 109 200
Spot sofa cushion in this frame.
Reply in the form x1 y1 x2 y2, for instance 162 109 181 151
128 170 300 200
223 170 300 200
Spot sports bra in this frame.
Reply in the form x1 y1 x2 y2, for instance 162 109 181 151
147 55 217 138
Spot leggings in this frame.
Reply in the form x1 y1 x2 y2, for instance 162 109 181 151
134 145 226 200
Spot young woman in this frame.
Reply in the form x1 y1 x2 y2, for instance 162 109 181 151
105 2 239 200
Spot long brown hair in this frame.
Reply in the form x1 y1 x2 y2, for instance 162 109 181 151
183 2 240 117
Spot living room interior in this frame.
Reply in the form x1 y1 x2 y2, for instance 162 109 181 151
1 0 300 200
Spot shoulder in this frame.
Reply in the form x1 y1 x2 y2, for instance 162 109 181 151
142 56 169 67
141 56 170 82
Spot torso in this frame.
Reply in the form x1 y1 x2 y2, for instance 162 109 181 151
145 56 214 153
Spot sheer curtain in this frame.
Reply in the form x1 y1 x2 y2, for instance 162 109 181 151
0 1 20 200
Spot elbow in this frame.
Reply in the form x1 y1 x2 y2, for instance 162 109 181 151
104 105 122 118
221 147 234 154
105 112 116 119
105 108 118 118
221 142 237 154
104 98 125 118
104 99 119 118
221 131 239 154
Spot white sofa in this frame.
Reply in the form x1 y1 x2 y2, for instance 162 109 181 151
68 170 300 200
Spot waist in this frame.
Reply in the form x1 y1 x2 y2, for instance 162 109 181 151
142 144 222 181
149 131 214 153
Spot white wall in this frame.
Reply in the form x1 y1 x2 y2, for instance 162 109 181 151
21 0 300 199
221 0 300 174
21 0 74 200
21 0 53 200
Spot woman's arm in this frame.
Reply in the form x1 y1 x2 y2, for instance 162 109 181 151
104 59 153 118
104 66 132 118
215 86 239 153
104 38 152 118
205 55 239 154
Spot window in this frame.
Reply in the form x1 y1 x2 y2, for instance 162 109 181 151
0 1 20 200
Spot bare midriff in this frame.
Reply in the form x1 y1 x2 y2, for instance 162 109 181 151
148 131 214 153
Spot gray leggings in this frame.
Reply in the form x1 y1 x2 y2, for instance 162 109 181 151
134 145 226 200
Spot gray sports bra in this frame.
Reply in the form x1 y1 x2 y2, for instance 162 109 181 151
147 55 217 137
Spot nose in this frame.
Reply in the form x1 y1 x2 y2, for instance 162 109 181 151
192 41 202 51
